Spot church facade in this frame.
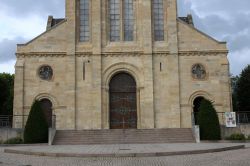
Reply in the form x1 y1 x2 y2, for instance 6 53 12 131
13 0 232 130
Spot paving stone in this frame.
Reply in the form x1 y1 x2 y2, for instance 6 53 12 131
0 143 249 166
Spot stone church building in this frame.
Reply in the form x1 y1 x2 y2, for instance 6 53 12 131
13 0 232 131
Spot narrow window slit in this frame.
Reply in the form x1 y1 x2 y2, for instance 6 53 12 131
83 62 86 80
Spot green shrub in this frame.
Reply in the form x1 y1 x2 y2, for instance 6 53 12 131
197 99 221 140
24 100 48 143
247 135 250 140
226 133 246 140
4 137 23 144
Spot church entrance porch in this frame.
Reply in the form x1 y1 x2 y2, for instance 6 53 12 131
109 73 137 129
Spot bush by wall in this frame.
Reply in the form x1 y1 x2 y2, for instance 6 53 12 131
197 99 221 140
24 100 48 143
4 137 23 144
226 133 246 140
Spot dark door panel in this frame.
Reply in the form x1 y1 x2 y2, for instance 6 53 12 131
109 73 137 129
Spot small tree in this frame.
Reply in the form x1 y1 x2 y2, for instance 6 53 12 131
0 73 14 116
24 100 48 143
236 65 250 112
231 75 239 112
197 99 221 140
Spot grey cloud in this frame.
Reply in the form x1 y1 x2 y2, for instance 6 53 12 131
0 0 249 75
178 0 250 75
0 0 65 18
0 37 26 62
190 0 250 15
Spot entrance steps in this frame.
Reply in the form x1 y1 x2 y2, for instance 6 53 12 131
53 128 195 145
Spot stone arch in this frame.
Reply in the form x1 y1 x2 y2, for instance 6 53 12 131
34 93 59 109
189 90 214 108
103 62 143 89
189 91 214 125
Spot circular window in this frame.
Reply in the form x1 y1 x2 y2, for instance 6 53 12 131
192 64 206 80
38 65 53 80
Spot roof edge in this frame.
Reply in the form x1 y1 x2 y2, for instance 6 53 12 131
17 19 67 47
177 18 227 45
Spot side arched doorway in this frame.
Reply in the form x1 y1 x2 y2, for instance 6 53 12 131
193 97 204 125
109 73 137 129
39 99 53 127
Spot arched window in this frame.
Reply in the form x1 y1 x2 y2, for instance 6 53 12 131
110 0 120 41
79 0 90 42
109 0 134 42
123 0 134 41
153 0 164 41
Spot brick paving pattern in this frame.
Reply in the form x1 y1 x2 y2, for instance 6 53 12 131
0 144 249 166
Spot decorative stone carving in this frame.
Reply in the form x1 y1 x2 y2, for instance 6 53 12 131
38 65 53 80
192 64 206 80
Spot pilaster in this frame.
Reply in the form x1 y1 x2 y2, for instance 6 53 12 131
140 0 154 128
91 0 102 129
66 0 77 129
13 59 24 128
167 0 181 127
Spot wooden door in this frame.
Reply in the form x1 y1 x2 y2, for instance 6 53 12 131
109 73 137 129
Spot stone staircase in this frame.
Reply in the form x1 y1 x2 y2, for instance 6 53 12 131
53 128 195 145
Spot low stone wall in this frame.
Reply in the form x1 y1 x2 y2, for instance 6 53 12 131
0 128 24 142
221 124 250 139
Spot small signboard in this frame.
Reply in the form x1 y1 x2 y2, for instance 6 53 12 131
225 112 237 127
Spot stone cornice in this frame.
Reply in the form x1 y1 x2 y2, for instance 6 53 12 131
75 52 93 57
16 50 228 58
102 52 143 57
178 50 228 56
153 51 170 56
16 52 67 58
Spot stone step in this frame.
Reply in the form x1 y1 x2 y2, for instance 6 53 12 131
53 128 195 145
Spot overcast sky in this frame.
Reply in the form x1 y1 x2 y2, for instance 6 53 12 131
0 0 249 76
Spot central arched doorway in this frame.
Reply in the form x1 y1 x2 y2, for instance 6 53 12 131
39 99 53 127
109 72 137 129
193 96 204 125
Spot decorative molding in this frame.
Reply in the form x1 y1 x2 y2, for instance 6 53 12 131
153 52 170 56
16 52 67 58
102 52 143 57
75 52 93 57
179 50 228 56
15 50 227 58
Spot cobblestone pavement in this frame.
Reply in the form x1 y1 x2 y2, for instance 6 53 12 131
2 143 247 155
0 145 250 166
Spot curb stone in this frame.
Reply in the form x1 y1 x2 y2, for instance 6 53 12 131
4 145 245 158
